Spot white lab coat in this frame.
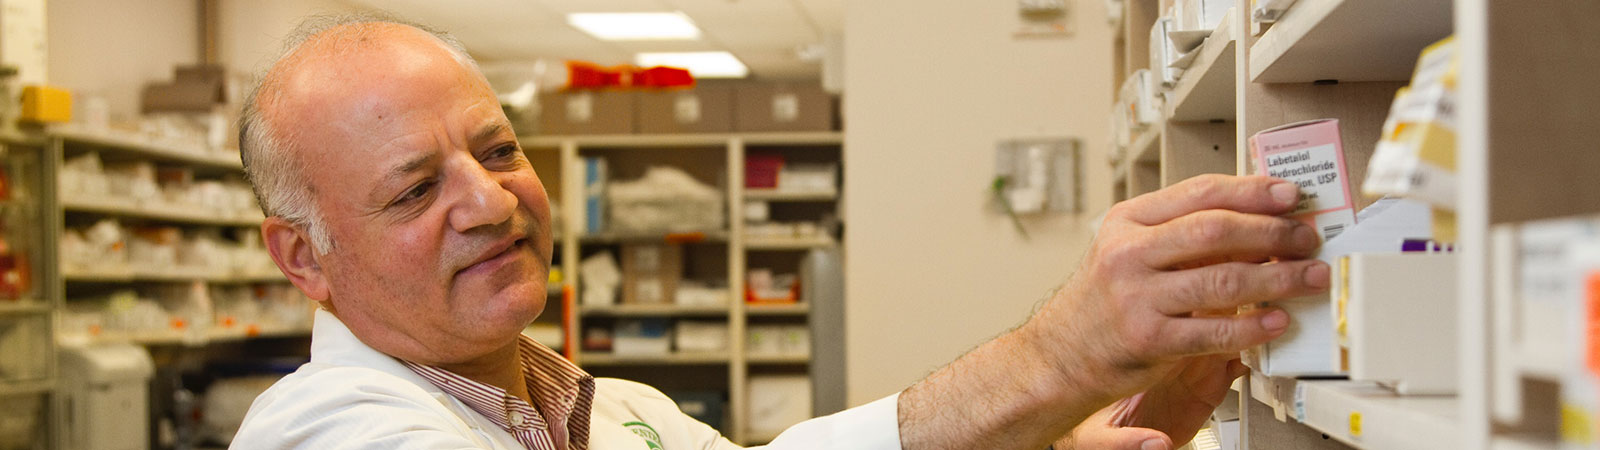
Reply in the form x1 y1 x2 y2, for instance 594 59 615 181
232 309 900 449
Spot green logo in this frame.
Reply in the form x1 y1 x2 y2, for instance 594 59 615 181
623 421 664 450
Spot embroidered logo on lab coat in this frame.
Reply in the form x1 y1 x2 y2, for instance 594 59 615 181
624 421 664 449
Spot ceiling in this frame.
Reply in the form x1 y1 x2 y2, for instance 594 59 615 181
341 0 843 80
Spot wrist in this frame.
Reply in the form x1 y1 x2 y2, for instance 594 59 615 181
1016 290 1127 407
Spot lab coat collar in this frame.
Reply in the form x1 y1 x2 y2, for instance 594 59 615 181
308 308 445 397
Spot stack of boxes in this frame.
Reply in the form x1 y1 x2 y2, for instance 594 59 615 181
539 82 837 135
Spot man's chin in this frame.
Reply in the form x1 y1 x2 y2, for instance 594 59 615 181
468 281 548 325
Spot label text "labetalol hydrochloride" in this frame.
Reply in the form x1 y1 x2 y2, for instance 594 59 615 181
1267 151 1336 179
1262 144 1346 214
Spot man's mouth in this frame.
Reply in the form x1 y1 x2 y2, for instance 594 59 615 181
459 235 531 276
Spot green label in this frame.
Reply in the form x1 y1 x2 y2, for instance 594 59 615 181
623 421 664 450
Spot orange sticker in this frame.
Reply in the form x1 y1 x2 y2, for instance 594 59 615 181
1588 271 1600 378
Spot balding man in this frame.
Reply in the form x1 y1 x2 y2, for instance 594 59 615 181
232 13 1326 450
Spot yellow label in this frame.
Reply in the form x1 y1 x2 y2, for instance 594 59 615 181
1349 411 1363 438
1561 403 1595 444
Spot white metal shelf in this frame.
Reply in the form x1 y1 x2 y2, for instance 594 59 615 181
578 352 731 366
80 326 311 347
746 303 809 316
1293 379 1460 449
0 300 51 315
61 265 285 284
1166 11 1237 121
577 229 729 244
522 131 842 149
0 379 54 397
62 195 264 227
53 125 243 170
744 235 835 250
580 304 729 317
1249 0 1453 83
743 188 838 202
746 354 810 365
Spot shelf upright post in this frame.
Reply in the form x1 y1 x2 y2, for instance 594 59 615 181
1454 0 1490 448
560 139 583 362
727 136 749 443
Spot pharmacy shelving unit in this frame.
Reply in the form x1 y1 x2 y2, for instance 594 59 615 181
1106 0 1596 448
521 131 843 446
0 133 59 448
38 127 309 449
46 127 304 347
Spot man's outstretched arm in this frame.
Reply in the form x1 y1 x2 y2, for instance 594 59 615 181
897 175 1330 450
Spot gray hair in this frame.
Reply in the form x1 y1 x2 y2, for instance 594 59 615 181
239 11 476 253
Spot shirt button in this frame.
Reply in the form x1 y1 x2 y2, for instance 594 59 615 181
509 411 526 426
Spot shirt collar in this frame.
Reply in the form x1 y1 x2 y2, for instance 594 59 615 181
400 334 596 447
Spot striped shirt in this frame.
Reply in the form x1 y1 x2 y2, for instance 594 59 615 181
401 336 596 450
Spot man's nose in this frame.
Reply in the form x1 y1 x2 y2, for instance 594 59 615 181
446 156 517 233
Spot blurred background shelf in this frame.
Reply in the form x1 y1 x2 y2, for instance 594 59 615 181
579 304 730 317
743 189 838 202
578 353 731 366
1249 0 1454 83
745 303 809 316
61 195 263 227
744 236 835 250
53 125 243 170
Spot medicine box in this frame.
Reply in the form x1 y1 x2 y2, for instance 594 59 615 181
1250 119 1357 241
1333 252 1458 394
613 319 671 356
621 243 683 305
747 375 812 436
1249 197 1431 377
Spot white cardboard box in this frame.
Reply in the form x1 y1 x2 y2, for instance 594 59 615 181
1251 197 1432 377
1335 252 1457 394
747 375 811 435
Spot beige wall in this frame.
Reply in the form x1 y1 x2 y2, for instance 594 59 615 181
43 0 357 120
842 0 1116 404
46 0 198 121
217 0 360 76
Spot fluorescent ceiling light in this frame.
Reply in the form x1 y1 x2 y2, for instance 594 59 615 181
635 52 750 78
568 12 701 41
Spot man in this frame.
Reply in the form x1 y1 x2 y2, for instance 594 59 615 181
233 13 1327 450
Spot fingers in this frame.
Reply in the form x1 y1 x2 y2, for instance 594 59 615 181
1114 175 1300 226
1152 308 1292 356
1148 260 1331 316
1137 209 1321 269
1063 404 1175 450
1084 427 1173 450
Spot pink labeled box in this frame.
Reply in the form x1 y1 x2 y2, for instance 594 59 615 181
1250 119 1358 240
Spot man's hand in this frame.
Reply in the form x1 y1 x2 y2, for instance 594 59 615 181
898 175 1329 450
1023 174 1327 406
1057 355 1249 450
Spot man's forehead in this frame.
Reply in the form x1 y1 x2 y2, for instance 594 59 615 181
258 22 503 191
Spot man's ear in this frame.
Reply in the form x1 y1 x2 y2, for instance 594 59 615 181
261 217 331 302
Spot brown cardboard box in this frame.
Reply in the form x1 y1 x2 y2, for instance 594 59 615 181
621 243 683 304
637 86 734 134
734 82 835 132
143 64 228 114
538 90 637 135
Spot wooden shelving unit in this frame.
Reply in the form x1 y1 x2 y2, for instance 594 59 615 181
1107 0 1594 448
536 132 843 445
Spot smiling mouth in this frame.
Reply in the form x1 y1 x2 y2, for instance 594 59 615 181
460 237 532 276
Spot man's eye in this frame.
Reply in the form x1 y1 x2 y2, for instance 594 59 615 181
486 144 518 160
396 181 434 205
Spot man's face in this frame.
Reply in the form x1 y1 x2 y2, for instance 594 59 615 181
273 26 553 364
